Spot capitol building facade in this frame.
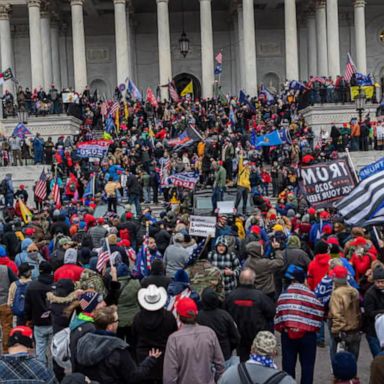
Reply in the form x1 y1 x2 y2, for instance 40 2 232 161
0 0 383 99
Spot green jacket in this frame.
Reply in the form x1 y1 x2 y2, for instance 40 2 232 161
117 275 141 327
214 166 227 188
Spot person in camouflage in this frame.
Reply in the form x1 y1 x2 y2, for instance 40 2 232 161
185 258 225 301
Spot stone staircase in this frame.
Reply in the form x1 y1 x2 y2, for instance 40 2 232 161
345 150 384 170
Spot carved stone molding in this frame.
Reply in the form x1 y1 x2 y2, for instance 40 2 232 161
27 0 41 8
0 4 11 20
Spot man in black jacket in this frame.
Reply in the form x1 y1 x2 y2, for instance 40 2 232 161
198 287 240 364
364 265 384 357
24 261 53 365
76 305 161 384
141 259 171 289
126 173 142 216
225 268 276 361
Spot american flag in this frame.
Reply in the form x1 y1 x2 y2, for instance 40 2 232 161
109 101 120 117
168 81 179 103
344 53 357 82
52 178 61 208
96 244 110 272
215 51 223 65
100 101 108 117
34 170 47 201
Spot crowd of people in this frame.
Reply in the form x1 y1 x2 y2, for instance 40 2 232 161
0 80 384 384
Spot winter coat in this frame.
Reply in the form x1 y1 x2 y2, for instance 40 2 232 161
0 256 18 275
307 253 331 291
364 285 384 336
350 252 376 282
24 273 53 326
329 284 361 334
47 291 77 334
225 285 275 345
284 246 311 270
197 289 240 360
164 243 189 277
244 243 285 295
76 330 157 384
132 309 177 381
117 275 140 327
15 239 43 280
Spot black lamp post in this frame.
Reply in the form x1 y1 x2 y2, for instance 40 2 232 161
179 31 190 58
355 86 366 123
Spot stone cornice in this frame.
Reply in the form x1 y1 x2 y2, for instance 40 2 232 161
354 0 366 8
27 0 41 8
0 4 11 20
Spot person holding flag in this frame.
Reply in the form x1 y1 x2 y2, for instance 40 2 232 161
180 81 193 98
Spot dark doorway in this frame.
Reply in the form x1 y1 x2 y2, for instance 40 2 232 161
173 73 201 99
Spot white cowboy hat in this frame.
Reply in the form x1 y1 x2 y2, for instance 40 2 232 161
137 285 167 311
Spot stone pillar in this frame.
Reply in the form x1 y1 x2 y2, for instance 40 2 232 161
51 18 61 90
327 0 341 78
315 0 328 77
0 5 13 94
307 9 317 76
200 0 214 98
40 10 53 90
156 0 172 101
28 0 44 91
237 4 245 90
284 0 299 80
70 0 87 92
242 0 257 95
354 0 367 74
114 0 130 86
126 5 134 81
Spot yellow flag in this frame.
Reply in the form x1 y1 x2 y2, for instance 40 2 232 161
180 80 193 97
350 85 374 100
19 198 32 224
115 107 120 133
124 101 129 119
149 127 155 138
103 132 112 140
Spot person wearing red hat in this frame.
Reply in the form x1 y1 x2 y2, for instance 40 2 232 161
329 266 361 362
163 297 225 384
0 326 56 383
349 236 377 283
88 217 108 249
307 240 331 291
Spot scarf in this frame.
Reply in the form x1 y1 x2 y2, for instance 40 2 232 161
249 354 277 369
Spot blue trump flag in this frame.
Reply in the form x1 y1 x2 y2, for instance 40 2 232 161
251 129 292 147
259 85 275 104
12 123 31 138
239 90 256 111
83 176 95 198
128 79 143 101
359 157 384 180
105 115 115 134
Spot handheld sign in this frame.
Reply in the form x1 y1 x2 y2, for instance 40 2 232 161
189 216 217 238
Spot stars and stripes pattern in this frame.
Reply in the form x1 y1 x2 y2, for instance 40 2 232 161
34 170 47 201
168 81 179 103
109 101 120 117
52 178 61 208
335 169 384 226
96 246 110 272
344 53 357 82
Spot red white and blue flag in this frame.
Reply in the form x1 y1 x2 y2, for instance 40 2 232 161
34 170 47 201
76 139 113 159
52 178 61 208
344 52 357 82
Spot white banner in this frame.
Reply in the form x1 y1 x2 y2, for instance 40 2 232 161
189 216 217 238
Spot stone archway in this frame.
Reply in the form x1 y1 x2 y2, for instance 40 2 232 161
90 79 109 99
173 73 201 99
262 72 280 93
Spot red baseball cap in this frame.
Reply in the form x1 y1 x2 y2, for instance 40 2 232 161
251 225 261 235
330 265 348 281
308 207 316 215
97 218 105 225
9 326 33 348
351 236 367 247
176 297 198 319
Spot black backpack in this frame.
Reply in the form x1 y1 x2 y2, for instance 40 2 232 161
0 179 8 195
238 363 288 384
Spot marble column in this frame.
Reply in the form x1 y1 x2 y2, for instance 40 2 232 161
156 0 172 101
0 5 13 94
126 6 134 81
242 0 257 95
70 0 87 92
307 9 317 77
41 11 53 90
200 0 214 98
28 0 44 91
237 4 245 90
284 0 299 80
50 19 61 90
114 0 130 86
315 0 328 77
354 0 367 74
327 0 341 78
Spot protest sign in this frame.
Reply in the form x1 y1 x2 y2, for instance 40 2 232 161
163 172 199 190
76 139 112 159
300 159 356 208
217 201 235 214
359 157 384 180
189 216 217 238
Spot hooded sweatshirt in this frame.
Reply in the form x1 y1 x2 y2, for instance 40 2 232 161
307 253 331 291
15 239 44 280
76 331 157 384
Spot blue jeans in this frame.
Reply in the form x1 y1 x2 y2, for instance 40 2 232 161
143 187 151 203
317 321 325 343
128 194 141 216
281 331 317 384
34 325 53 365
366 334 381 357
211 187 224 210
